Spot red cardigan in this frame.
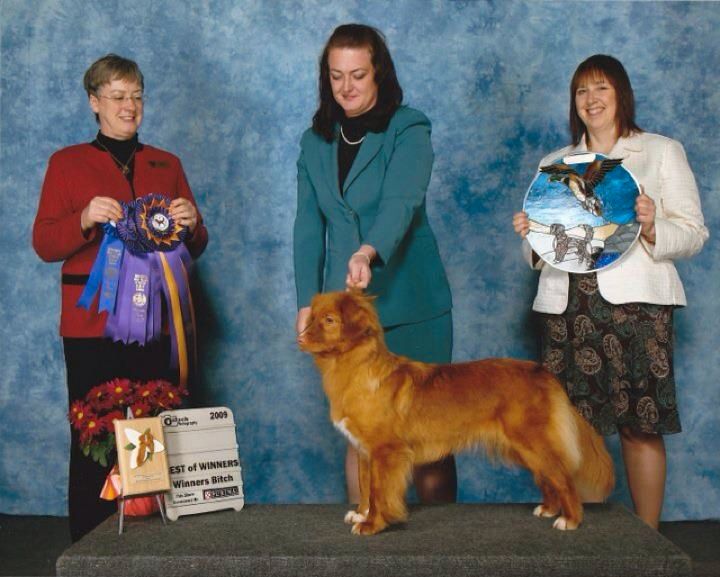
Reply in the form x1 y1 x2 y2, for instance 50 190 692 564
33 143 209 337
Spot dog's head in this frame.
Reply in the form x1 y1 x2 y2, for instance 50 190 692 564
297 290 381 355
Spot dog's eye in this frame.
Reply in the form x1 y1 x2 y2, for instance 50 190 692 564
324 315 335 325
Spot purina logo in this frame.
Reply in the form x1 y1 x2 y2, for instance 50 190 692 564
163 415 178 427
203 486 240 500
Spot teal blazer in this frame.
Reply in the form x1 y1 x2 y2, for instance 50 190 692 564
293 106 452 327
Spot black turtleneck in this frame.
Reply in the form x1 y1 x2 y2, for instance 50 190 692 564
91 132 142 196
338 109 382 193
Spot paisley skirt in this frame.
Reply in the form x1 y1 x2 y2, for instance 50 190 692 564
539 273 680 436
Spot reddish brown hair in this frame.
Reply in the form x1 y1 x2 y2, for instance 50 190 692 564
569 54 641 146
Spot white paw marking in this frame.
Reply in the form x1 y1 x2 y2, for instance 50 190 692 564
533 505 557 518
344 510 367 524
552 516 578 530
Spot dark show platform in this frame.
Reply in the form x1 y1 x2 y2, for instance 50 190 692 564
56 503 691 577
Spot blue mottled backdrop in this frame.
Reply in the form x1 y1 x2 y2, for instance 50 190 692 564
1 0 718 520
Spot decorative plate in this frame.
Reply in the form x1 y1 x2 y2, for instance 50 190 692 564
523 152 640 273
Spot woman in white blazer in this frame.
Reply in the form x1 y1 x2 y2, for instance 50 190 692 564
513 55 708 529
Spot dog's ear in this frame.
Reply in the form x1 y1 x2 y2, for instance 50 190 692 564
346 287 378 305
339 292 379 344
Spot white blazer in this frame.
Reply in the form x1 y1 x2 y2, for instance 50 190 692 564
524 131 709 314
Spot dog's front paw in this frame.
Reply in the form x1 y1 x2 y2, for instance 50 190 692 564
552 516 579 531
533 504 559 518
344 510 367 524
351 518 387 536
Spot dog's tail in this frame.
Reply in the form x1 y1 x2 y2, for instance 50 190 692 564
572 409 615 501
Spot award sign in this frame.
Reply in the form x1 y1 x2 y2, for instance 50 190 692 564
113 417 171 496
160 407 244 521
523 152 640 273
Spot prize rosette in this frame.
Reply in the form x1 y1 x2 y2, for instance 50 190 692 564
78 194 196 386
523 152 641 273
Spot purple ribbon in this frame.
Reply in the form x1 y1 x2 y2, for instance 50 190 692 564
104 251 158 345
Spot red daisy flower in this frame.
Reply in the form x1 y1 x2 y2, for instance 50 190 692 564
69 401 90 429
130 401 153 418
105 378 132 404
78 411 104 444
87 383 116 411
133 382 157 404
156 384 184 409
98 410 125 432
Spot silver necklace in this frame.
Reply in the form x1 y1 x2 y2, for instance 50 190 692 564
340 125 365 146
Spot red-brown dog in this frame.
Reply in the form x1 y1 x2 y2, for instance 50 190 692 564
298 290 614 535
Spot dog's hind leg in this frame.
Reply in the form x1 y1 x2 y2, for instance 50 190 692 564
535 460 583 530
548 471 582 530
516 443 583 530
345 453 371 525
352 445 412 536
508 447 562 519
533 478 561 519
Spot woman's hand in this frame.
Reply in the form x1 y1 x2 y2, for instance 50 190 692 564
80 196 123 232
635 189 656 244
346 244 376 290
296 306 312 336
513 211 530 238
169 198 198 233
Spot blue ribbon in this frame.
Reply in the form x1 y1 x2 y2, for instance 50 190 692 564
77 223 125 313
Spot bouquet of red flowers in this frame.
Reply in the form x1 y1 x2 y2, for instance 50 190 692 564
68 378 187 467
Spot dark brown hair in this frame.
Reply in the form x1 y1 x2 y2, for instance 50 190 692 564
569 54 641 146
312 24 403 142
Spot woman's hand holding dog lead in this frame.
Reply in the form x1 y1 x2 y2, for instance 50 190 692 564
512 211 530 238
346 244 377 290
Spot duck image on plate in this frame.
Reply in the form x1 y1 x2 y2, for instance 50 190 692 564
523 152 640 273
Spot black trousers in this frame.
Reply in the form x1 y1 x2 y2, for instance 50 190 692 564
63 336 170 541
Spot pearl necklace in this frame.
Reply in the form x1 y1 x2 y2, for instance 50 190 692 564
340 125 365 146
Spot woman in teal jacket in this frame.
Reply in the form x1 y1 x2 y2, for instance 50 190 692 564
294 24 455 503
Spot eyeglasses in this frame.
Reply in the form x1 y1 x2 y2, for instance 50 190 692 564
96 94 145 105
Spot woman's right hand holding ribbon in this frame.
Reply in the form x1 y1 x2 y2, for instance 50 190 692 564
81 196 123 232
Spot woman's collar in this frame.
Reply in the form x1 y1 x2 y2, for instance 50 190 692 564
577 131 643 156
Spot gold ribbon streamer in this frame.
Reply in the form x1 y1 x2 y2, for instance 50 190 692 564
178 258 198 369
158 253 188 388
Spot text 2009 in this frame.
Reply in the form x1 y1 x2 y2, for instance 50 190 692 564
209 410 228 420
